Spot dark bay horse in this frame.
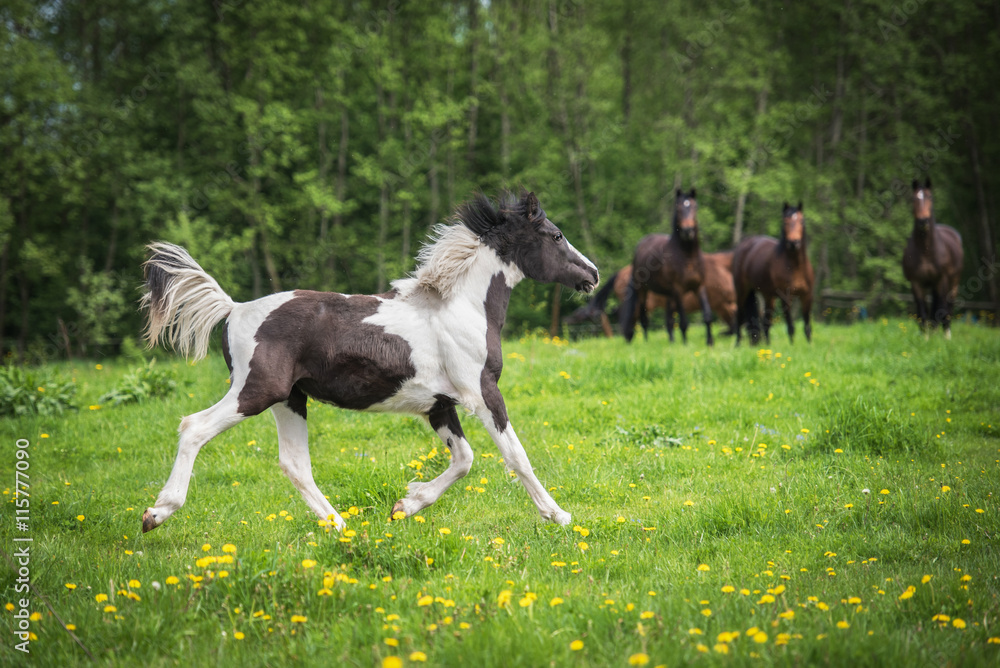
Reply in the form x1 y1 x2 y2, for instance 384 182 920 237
732 202 815 345
140 190 598 533
568 253 737 339
621 189 714 345
902 179 963 338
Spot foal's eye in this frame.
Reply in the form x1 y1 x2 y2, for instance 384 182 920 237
552 233 563 243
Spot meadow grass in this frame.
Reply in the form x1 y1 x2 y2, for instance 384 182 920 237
1 319 998 667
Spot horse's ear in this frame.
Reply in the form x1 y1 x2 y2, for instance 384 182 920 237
525 191 539 218
925 177 932 189
798 201 803 211
675 188 683 198
912 179 920 191
689 188 696 198
783 201 789 211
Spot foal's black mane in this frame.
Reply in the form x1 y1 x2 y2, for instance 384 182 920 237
456 190 546 238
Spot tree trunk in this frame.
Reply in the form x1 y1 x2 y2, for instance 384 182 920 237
967 118 999 323
466 0 479 172
733 87 768 244
331 102 349 289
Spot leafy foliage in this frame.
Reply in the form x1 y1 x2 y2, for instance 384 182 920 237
97 359 177 407
0 364 77 417
2 0 998 358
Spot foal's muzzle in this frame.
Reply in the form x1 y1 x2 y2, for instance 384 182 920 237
576 267 599 294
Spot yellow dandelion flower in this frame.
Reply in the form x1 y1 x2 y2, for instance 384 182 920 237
628 653 650 666
640 611 655 619
439 527 451 535
290 615 307 624
752 631 768 644
301 559 317 569
410 651 427 662
953 619 966 629
95 594 108 603
103 605 117 613
721 585 735 594
77 515 85 521
497 590 512 608
570 640 584 651
382 657 402 668
65 583 77 590
29 612 43 621
836 621 850 629
550 597 564 607
165 576 179 585
417 595 433 607
696 564 710 572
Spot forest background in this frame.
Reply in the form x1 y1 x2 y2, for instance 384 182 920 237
2 0 998 360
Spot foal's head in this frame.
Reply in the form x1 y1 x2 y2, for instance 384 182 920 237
459 190 599 293
781 202 806 252
673 188 699 243
912 178 933 226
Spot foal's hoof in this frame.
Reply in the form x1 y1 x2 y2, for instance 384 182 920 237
389 501 407 521
141 509 159 533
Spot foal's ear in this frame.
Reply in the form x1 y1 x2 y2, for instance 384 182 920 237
689 187 696 198
525 191 540 218
797 200 803 211
924 177 932 189
912 179 920 191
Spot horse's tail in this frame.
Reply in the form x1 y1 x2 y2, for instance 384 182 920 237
141 242 236 360
589 270 620 313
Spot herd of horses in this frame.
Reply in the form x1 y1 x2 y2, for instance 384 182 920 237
138 183 964 532
570 178 964 344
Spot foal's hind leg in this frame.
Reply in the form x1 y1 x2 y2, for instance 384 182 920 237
142 390 246 532
272 390 346 531
391 402 473 519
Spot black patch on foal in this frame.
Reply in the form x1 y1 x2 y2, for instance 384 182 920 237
238 290 416 416
427 394 464 448
480 274 511 431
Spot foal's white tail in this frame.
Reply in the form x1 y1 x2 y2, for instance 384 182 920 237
141 242 236 360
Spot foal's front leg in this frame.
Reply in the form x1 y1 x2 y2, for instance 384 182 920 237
390 402 474 519
475 394 570 526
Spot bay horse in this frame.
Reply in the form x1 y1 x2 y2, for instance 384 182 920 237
621 188 714 345
567 253 737 339
139 190 598 533
902 178 963 338
732 202 815 345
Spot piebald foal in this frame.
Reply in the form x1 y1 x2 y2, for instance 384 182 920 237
140 191 597 533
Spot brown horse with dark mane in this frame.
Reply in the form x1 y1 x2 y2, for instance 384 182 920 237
902 178 963 338
567 253 737 339
622 188 714 345
732 202 815 345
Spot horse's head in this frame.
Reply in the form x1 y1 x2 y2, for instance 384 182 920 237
463 190 598 293
912 178 933 226
781 201 805 252
673 188 699 243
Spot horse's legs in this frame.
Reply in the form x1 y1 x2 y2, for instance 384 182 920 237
911 284 929 334
663 297 676 343
934 279 953 339
621 280 640 343
699 285 714 347
272 392 347 531
639 301 651 341
762 295 776 344
142 390 247 532
391 403 474 519
474 405 570 525
780 295 795 343
801 292 813 343
676 296 690 344
741 291 758 345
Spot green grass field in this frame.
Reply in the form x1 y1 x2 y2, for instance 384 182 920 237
2 320 999 667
